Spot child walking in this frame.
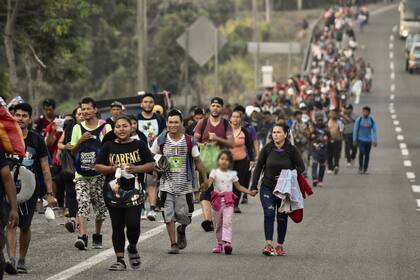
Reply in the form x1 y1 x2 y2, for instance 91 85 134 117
205 150 257 255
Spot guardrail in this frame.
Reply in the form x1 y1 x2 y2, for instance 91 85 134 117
301 16 322 73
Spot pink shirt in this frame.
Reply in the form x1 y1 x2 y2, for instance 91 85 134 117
231 130 247 161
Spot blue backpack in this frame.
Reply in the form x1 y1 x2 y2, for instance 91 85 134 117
74 123 106 177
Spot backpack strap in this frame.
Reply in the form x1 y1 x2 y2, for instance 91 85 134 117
185 134 193 156
223 118 229 135
199 118 208 143
157 132 168 154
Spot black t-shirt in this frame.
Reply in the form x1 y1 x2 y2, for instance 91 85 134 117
96 140 153 207
137 113 166 145
6 131 48 194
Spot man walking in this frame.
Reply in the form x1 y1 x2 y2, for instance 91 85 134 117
151 110 207 253
137 93 166 221
341 104 357 166
71 97 112 250
5 103 55 274
353 106 378 174
194 97 234 232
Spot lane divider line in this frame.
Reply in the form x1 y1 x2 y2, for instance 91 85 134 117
46 209 204 280
404 160 412 167
412 185 420 193
402 149 409 156
400 143 407 149
397 135 404 141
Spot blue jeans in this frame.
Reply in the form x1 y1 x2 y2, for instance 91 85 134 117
259 186 288 244
358 141 372 171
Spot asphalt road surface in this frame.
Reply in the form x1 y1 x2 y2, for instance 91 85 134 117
5 4 420 280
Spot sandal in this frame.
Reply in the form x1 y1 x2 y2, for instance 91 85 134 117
108 261 126 271
127 245 141 270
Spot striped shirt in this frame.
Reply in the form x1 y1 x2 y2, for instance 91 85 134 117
151 135 199 195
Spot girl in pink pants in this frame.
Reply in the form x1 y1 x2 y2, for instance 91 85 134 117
205 151 257 255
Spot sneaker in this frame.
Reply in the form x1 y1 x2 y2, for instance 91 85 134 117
168 243 180 254
262 244 276 256
318 181 324 188
17 259 28 274
346 162 351 167
147 210 157 221
334 167 339 175
92 234 103 249
212 243 223 254
327 170 334 175
127 245 141 270
65 220 76 233
5 258 18 275
312 179 318 188
241 196 248 205
358 169 363 175
224 243 233 255
363 170 368 175
234 206 242 214
201 220 214 232
274 245 286 256
74 235 88 250
177 225 187 250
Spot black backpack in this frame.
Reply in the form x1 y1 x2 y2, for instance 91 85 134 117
74 123 106 177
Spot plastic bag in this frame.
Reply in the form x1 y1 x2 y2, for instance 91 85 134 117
200 144 220 173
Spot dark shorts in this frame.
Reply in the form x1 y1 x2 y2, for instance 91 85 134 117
18 190 38 230
199 186 214 202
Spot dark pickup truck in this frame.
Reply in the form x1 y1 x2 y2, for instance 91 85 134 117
96 92 171 119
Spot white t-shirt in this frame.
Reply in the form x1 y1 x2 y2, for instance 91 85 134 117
209 169 239 193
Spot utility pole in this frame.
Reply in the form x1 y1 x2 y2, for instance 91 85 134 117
297 0 303 10
252 0 260 91
265 0 271 22
136 0 147 91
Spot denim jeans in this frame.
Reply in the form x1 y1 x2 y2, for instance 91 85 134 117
259 186 288 244
358 141 372 171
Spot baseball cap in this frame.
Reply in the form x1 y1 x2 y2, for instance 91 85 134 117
110 101 123 109
210 97 224 106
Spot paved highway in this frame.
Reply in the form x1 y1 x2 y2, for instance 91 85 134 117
5 4 420 280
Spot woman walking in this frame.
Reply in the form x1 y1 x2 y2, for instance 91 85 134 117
230 110 252 213
96 116 154 271
250 123 305 256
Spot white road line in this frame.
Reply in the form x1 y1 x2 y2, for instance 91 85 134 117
404 160 412 167
392 25 398 33
390 109 395 114
390 34 394 41
412 185 420 193
397 134 405 141
407 172 416 180
417 199 420 208
390 84 395 91
389 102 394 107
389 43 394 50
391 114 397 119
389 52 394 59
47 209 204 280
390 72 395 80
402 149 409 156
400 143 407 149
395 127 402 132
393 120 400 126
390 94 395 100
